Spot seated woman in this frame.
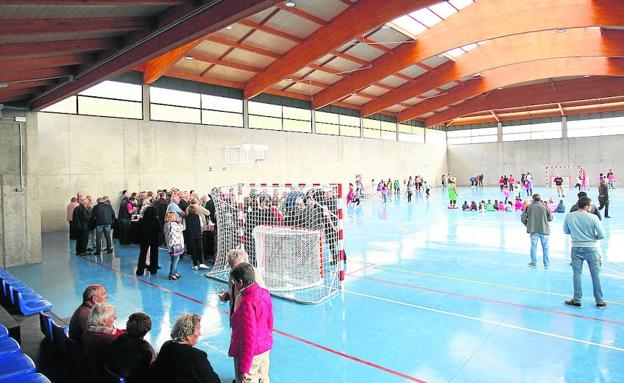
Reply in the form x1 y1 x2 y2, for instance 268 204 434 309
556 199 566 213
82 304 125 383
104 312 156 383
152 313 220 383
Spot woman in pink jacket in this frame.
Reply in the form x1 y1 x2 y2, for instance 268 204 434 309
229 263 274 383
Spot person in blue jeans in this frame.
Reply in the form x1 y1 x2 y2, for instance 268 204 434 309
563 197 606 308
521 194 553 268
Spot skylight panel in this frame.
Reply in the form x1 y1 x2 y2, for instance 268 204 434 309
429 2 457 19
462 43 478 51
449 0 474 10
409 8 443 28
444 48 466 59
389 15 427 38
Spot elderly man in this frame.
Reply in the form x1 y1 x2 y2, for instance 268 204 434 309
69 285 108 341
564 197 607 308
214 249 264 324
521 193 553 268
73 198 92 256
92 196 116 255
67 197 79 240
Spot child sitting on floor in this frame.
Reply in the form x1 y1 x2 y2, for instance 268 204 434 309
486 200 495 212
506 201 513 211
547 198 557 213
498 200 505 211
470 201 478 211
461 201 469 211
556 199 566 213
521 199 529 211
514 198 523 211
478 200 486 213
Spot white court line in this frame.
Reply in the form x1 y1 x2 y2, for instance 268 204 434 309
345 290 624 353
347 261 624 306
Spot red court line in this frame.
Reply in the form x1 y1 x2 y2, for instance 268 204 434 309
78 257 430 383
348 273 624 326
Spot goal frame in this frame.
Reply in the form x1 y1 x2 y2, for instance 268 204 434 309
545 165 580 188
206 182 345 304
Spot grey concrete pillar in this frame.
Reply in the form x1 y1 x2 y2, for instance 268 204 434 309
0 111 41 267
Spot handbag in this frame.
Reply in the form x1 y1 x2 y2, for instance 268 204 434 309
170 244 185 257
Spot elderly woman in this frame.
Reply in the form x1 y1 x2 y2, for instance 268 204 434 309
82 303 124 382
229 263 273 383
218 250 265 326
152 313 220 383
104 312 156 383
136 206 162 276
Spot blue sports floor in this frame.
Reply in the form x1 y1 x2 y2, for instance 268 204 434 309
9 186 624 383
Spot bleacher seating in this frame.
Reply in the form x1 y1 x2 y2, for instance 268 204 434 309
0 268 55 383
0 269 52 316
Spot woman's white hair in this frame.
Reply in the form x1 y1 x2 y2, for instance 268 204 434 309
171 313 201 342
226 249 248 265
86 303 115 327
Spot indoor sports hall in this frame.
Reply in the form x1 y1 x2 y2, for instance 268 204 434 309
0 1 623 382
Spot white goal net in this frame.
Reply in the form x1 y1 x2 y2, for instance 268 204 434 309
205 183 344 304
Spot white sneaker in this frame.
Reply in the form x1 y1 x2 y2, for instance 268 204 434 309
199 264 209 269
192 266 199 271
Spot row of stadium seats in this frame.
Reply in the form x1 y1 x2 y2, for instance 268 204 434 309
0 268 53 382
0 269 52 316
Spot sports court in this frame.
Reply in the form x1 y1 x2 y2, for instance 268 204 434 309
1 1 623 383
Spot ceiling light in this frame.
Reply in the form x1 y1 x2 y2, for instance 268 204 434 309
285 77 293 81
0 83 7 89
351 92 358 96
497 87 503 90
285 1 296 7
381 24 390 29
184 56 194 61
225 25 233 30
557 28 566 33
583 75 590 78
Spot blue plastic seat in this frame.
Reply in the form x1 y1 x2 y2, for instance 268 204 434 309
51 322 69 358
10 286 43 306
38 312 53 342
0 336 20 357
15 291 52 316
2 280 27 299
0 324 8 339
0 353 36 380
0 372 52 383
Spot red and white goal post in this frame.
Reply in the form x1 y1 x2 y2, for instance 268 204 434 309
545 165 581 188
205 183 345 304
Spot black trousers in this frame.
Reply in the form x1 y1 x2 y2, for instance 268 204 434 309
76 229 89 255
137 241 159 274
202 230 216 262
188 238 204 266
598 199 609 217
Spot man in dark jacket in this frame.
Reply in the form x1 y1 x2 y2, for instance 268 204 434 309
570 191 602 220
92 197 116 254
73 199 92 256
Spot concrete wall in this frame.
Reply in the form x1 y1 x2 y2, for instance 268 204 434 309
448 136 622 186
38 112 448 232
0 111 41 267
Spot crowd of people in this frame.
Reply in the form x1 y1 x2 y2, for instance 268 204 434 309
67 252 274 383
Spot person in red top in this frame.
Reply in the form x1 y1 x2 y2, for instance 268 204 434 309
228 263 273 383
498 176 505 191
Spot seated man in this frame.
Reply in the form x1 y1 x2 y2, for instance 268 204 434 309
82 303 125 383
104 312 156 383
68 285 107 341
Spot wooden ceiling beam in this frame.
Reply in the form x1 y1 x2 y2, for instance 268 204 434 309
313 0 624 109
0 67 72 83
238 19 302 43
0 1 189 4
361 28 624 116
276 3 327 25
0 38 118 59
143 37 204 84
243 0 439 99
31 0 279 110
425 76 624 126
400 57 624 122
0 54 91 72
0 17 151 35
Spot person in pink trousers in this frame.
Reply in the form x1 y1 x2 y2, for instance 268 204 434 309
229 263 274 383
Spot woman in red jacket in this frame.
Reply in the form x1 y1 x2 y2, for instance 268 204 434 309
228 263 273 383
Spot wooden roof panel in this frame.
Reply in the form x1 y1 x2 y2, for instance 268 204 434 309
243 30 298 54
222 49 275 69
294 0 349 22
262 10 321 39
205 65 256 83
378 75 408 87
